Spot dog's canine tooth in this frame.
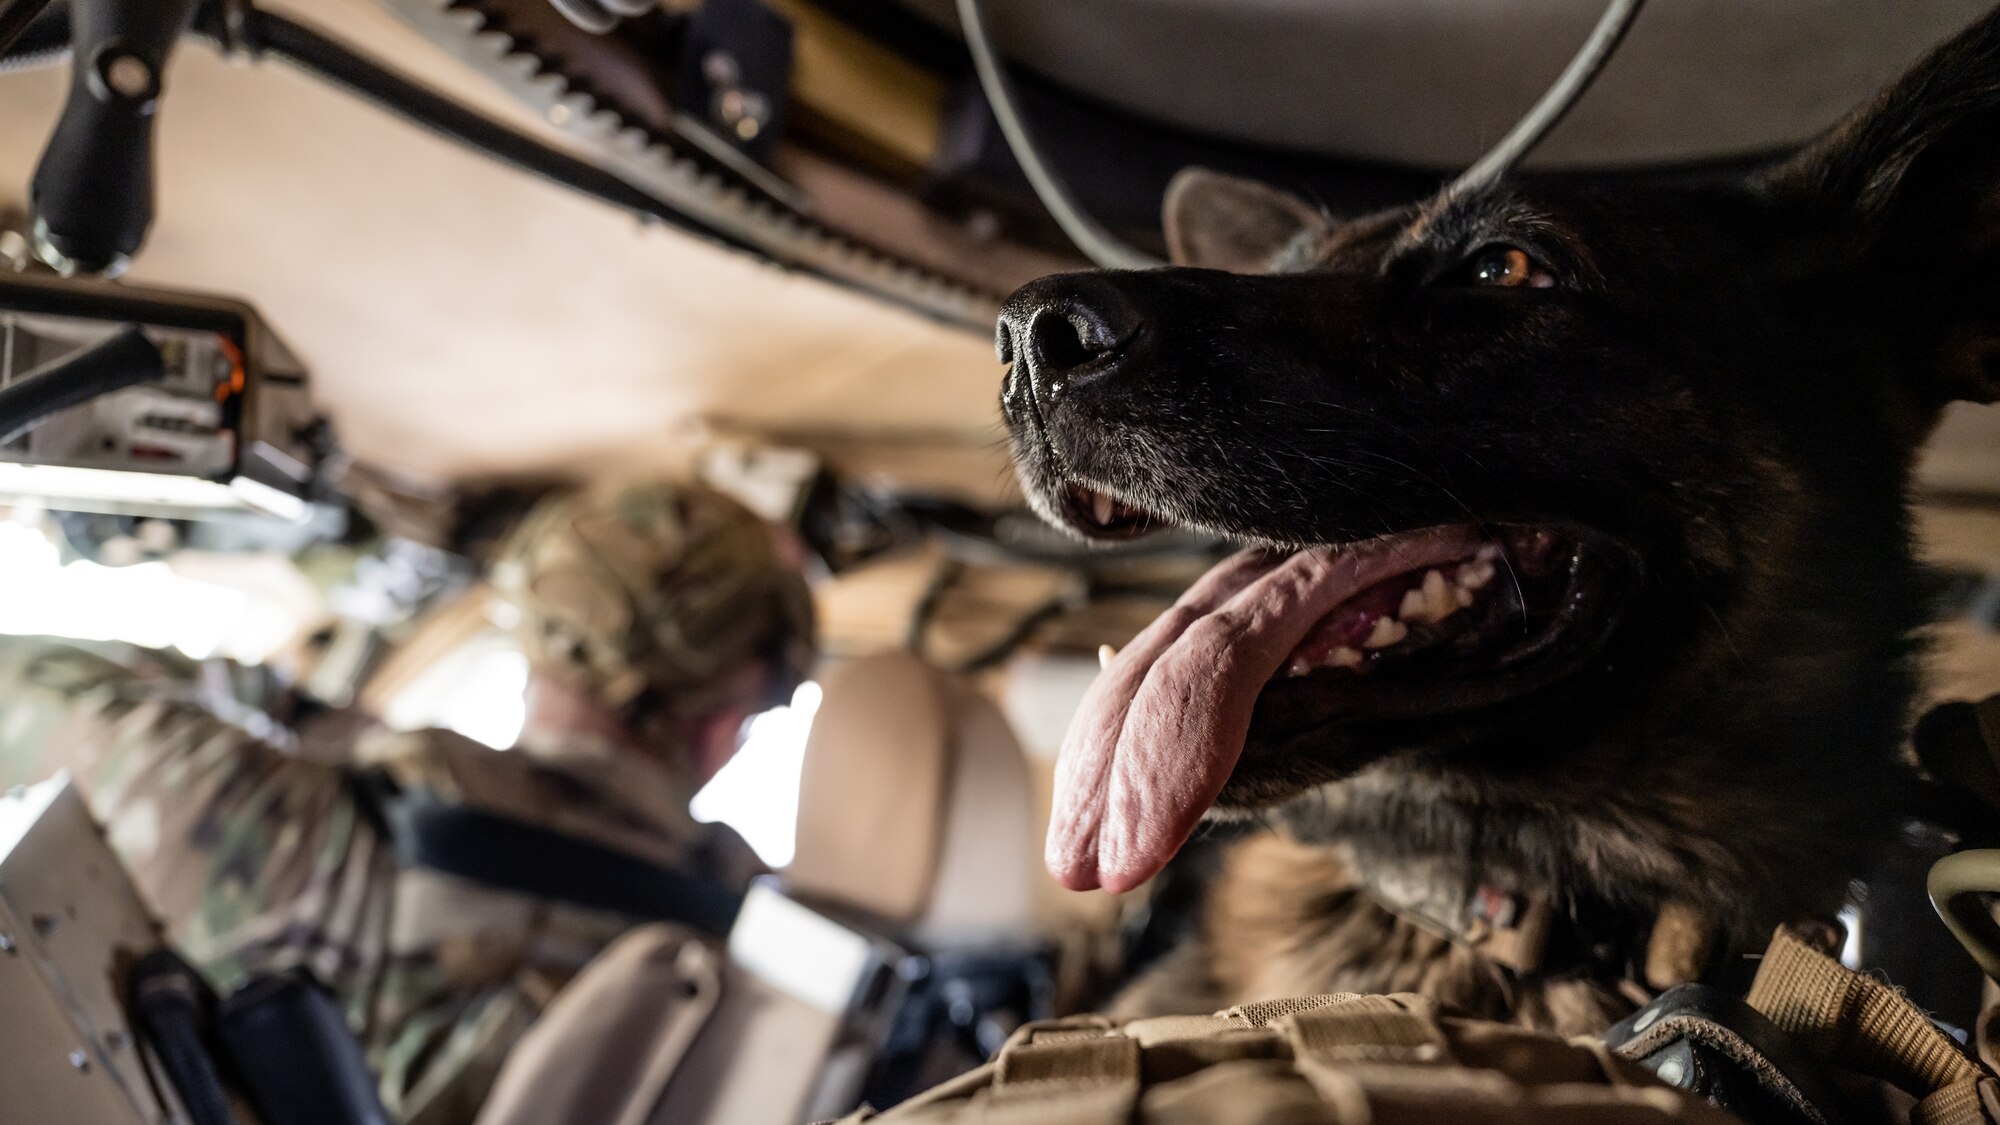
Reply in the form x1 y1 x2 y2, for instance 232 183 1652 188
1098 644 1118 670
1092 492 1116 525
1329 646 1365 669
1398 586 1431 622
1363 616 1409 649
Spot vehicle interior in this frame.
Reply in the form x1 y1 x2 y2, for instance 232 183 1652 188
0 1 1997 1123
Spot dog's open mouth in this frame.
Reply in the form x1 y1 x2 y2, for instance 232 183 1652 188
1046 484 1633 894
1061 481 1155 539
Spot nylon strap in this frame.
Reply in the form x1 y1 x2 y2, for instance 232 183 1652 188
981 1017 1140 1125
1280 995 1451 1065
363 778 744 935
1747 926 1999 1125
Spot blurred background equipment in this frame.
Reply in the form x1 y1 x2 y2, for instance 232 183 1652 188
0 777 395 1125
0 270 333 526
0 2 1996 1123
0 778 190 1125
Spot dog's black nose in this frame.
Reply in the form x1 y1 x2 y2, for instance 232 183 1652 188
996 273 1145 400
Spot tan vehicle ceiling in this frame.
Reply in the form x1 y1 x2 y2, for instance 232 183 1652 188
0 0 1010 497
0 1 1992 499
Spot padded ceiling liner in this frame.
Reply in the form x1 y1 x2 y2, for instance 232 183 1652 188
898 0 1994 169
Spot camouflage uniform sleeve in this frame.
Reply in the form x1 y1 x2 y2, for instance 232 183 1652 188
0 636 395 1004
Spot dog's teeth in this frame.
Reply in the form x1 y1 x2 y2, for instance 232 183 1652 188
1423 568 1449 598
1363 616 1409 649
1458 559 1496 590
1422 569 1457 619
1098 644 1118 670
1477 543 1502 562
1397 570 1459 626
1092 492 1115 525
1455 586 1476 608
1286 645 1366 677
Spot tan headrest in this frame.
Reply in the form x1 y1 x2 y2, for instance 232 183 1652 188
913 680 1037 944
787 651 952 923
787 651 1040 942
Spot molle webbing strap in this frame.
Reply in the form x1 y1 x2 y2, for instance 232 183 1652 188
1224 993 1364 1028
1747 926 1998 1125
1275 994 1462 1116
842 994 1740 1123
985 1015 1139 1124
1278 995 1451 1066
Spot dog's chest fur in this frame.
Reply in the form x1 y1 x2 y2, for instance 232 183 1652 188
1113 833 1647 1034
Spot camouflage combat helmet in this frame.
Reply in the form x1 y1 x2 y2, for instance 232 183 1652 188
491 479 815 718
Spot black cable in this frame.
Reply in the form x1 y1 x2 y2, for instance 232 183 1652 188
0 0 65 72
184 4 997 326
0 0 55 57
905 557 963 656
184 5 759 258
0 325 165 445
953 593 1068 674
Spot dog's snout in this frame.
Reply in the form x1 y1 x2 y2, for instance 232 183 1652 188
997 273 1146 401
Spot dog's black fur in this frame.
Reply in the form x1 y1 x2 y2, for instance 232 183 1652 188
999 9 2000 1027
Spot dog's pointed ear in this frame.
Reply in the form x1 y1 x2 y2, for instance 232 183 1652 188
1764 8 2000 403
1162 168 1322 272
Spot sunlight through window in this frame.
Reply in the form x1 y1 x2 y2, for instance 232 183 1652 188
0 517 262 659
690 680 822 869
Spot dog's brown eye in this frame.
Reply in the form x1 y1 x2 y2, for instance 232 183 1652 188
1466 245 1554 289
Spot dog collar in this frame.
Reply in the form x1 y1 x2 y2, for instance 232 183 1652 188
1356 861 1719 989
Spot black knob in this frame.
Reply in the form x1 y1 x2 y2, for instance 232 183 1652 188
29 0 201 275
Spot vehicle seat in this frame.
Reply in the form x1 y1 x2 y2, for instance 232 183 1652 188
475 650 1046 1125
787 648 1040 945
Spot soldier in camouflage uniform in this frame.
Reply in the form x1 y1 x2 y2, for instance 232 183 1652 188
0 479 815 1125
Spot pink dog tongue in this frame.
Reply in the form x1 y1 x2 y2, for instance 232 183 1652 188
1047 530 1481 893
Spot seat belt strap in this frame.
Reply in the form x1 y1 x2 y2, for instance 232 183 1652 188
370 780 743 937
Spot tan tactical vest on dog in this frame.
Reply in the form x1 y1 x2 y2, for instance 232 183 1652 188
834 928 1999 1125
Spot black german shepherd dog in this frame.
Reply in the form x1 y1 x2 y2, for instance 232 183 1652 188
998 10 2000 1030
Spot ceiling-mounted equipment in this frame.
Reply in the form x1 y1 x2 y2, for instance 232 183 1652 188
4 0 999 326
29 0 202 276
0 271 331 523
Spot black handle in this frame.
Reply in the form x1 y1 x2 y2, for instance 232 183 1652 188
127 948 239 1125
0 324 166 444
29 0 200 274
218 970 394 1125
